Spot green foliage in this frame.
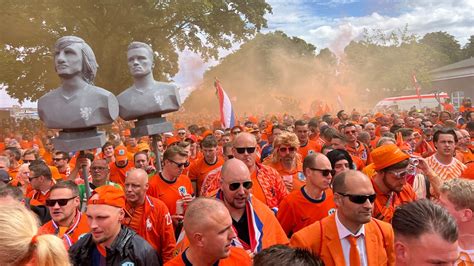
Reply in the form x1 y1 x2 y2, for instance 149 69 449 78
462 35 474 59
0 0 271 102
419 31 462 64
183 31 317 114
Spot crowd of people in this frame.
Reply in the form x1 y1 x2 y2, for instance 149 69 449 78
0 98 473 265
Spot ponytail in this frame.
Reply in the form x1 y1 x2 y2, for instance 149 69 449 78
0 203 70 266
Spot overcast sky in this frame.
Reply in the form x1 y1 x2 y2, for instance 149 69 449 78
3 0 473 108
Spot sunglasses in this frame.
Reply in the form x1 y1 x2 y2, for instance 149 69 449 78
53 158 64 161
227 155 234 159
45 196 77 207
235 147 256 154
23 159 34 164
309 168 336 177
279 147 297 153
28 175 41 182
337 192 376 204
91 166 107 171
178 132 186 135
229 181 253 191
344 130 356 134
232 131 241 135
168 159 190 168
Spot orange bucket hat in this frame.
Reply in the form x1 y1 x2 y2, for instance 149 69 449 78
371 144 410 171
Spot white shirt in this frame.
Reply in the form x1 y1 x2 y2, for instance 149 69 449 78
335 211 368 266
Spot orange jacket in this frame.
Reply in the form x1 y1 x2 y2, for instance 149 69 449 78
200 162 288 210
165 247 251 266
39 210 90 249
124 196 176 262
346 141 371 166
290 214 395 266
371 179 417 223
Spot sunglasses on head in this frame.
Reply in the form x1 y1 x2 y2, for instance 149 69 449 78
279 147 297 153
229 181 253 191
45 196 77 207
168 159 190 168
235 147 256 154
309 168 336 177
337 192 376 204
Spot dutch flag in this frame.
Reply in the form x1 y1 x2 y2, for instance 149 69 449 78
215 79 236 129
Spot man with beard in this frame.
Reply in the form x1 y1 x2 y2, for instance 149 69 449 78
124 169 176 262
69 185 160 265
277 153 336 237
166 198 251 266
40 181 89 249
370 144 417 222
290 170 395 266
426 128 466 181
216 159 288 255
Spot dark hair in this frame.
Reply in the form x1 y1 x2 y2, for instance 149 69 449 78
253 244 324 266
272 125 285 134
395 128 414 138
5 147 21 161
50 181 79 197
465 121 474 131
433 128 458 143
54 151 70 162
201 135 218 148
134 151 149 162
342 123 356 130
23 149 39 160
331 132 347 142
321 127 338 140
392 199 458 243
28 160 52 180
294 120 308 128
337 110 345 119
326 149 354 170
308 117 319 128
102 141 114 150
0 185 23 201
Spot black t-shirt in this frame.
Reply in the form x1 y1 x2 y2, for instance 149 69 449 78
232 211 250 245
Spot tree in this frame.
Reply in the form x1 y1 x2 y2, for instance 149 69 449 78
462 35 474 59
0 0 272 102
183 31 317 114
419 31 462 64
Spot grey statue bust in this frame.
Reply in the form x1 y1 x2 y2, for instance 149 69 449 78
117 42 181 121
38 36 119 129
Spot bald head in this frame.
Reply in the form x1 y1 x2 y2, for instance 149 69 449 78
333 170 373 194
221 158 250 184
124 168 149 206
184 198 229 235
233 132 257 147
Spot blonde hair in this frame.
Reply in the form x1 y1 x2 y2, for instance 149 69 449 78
271 131 300 164
0 203 70 266
440 178 474 211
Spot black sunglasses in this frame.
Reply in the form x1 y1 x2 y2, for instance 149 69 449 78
168 159 190 168
53 158 64 161
23 159 34 164
337 192 376 204
227 155 234 159
229 181 253 191
309 168 336 177
235 147 256 154
28 175 41 182
45 196 77 207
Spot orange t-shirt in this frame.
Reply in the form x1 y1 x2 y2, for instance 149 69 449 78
277 187 336 236
109 161 134 188
188 156 224 195
426 155 467 181
346 141 371 166
147 173 194 215
461 162 474 180
266 160 305 192
372 180 417 223
297 140 322 159
165 247 252 266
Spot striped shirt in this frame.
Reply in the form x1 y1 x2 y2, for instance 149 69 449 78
426 155 466 181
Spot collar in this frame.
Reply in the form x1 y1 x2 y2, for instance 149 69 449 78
335 211 365 240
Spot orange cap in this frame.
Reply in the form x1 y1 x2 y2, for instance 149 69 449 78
374 112 384 119
122 129 131 137
371 144 410 171
137 142 150 152
166 136 180 146
114 145 128 161
201 130 213 139
88 185 125 208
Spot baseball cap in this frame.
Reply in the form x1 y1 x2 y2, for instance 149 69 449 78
114 145 128 161
88 185 125 209
0 170 11 183
371 144 410 171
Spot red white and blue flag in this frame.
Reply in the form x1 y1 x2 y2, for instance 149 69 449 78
215 79 236 129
